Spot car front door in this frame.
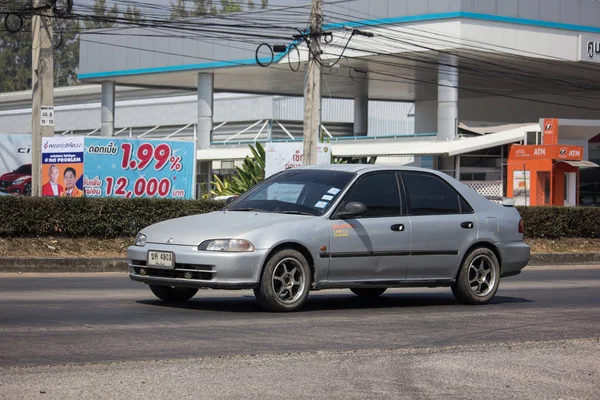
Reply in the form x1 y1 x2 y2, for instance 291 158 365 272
400 171 478 280
326 172 411 283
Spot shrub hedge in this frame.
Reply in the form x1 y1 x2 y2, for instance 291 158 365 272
515 206 600 239
0 196 225 238
0 197 599 239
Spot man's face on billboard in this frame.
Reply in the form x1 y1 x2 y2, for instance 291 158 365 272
64 170 76 189
49 166 59 183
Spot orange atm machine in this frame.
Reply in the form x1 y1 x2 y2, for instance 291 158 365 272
507 118 585 206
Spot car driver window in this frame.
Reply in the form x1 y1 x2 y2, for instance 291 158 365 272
342 173 401 217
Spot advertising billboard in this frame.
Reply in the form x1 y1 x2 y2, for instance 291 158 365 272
41 136 84 197
2 135 196 198
265 142 331 178
0 134 32 195
83 138 196 199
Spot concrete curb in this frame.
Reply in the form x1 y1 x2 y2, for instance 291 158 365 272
527 252 600 266
0 257 127 273
0 253 599 273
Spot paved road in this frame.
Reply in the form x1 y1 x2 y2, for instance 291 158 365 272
0 266 598 399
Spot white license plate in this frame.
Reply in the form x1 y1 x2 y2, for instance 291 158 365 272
147 251 174 269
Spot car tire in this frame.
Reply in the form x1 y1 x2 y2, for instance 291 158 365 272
350 288 386 297
149 285 198 302
451 247 500 305
254 249 312 312
24 183 31 196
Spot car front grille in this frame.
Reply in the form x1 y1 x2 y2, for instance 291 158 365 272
0 180 10 189
131 261 214 281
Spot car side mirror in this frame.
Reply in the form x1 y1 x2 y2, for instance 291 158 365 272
225 196 238 205
502 197 515 207
337 201 367 218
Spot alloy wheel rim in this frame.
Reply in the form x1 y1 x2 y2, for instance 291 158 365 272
467 255 496 297
271 257 305 304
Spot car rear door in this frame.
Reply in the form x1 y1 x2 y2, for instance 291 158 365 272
400 171 478 280
326 172 411 282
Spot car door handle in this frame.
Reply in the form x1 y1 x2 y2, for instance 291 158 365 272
391 224 405 232
461 221 474 229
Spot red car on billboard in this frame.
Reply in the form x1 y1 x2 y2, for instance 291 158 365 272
0 163 32 196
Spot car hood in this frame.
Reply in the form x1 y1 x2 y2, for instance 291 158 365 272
141 211 313 246
0 172 25 182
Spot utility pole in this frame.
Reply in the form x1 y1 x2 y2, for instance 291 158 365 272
302 0 322 166
31 0 54 196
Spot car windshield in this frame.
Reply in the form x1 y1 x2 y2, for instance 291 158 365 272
226 169 355 216
15 165 31 175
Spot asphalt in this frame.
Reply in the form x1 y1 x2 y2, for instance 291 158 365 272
0 267 598 399
1 339 597 400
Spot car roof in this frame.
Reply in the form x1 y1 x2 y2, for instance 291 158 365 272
296 163 442 175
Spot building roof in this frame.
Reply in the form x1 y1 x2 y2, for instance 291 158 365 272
77 1 600 103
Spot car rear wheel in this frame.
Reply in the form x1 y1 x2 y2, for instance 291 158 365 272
254 249 311 312
451 247 500 305
350 288 386 297
149 285 198 302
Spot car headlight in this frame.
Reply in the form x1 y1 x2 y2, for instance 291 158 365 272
198 239 255 252
12 177 26 185
134 233 147 247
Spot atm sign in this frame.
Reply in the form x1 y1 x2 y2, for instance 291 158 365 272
509 145 583 160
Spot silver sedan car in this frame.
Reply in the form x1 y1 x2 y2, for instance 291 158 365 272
127 164 530 312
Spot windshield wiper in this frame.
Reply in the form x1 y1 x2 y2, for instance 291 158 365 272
228 208 268 212
279 211 313 216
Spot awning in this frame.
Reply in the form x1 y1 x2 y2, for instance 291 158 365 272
332 124 536 158
196 123 536 160
458 122 536 135
557 160 599 168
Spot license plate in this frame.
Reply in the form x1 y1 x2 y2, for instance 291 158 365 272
147 251 174 269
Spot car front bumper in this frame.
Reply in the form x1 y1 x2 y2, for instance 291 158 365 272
127 243 269 289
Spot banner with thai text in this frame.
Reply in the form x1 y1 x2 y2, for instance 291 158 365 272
41 136 84 197
83 137 196 199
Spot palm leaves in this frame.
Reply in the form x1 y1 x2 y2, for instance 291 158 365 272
210 142 266 196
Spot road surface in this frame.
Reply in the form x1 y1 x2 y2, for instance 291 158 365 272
0 266 598 399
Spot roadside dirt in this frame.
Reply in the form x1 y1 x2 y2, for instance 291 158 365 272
0 237 599 258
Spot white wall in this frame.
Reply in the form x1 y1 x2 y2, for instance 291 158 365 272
413 94 600 134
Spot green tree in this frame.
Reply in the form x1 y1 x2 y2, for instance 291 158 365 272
85 0 120 29
191 0 209 16
54 18 82 87
220 0 242 13
261 0 268 8
0 26 31 92
210 142 265 197
123 5 143 24
170 0 189 20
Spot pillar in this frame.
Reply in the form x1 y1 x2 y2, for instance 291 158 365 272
437 54 458 176
101 81 115 137
197 73 214 150
437 53 458 142
353 78 368 136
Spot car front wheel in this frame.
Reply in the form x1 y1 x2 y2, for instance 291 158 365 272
149 285 198 302
254 249 311 312
451 247 500 305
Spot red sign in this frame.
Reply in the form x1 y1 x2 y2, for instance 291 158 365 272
542 118 558 145
509 145 583 161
